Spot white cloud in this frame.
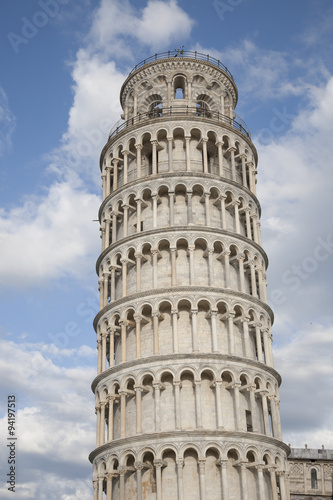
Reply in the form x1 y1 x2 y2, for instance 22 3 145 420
89 0 194 55
0 338 95 500
274 323 333 448
136 0 194 48
256 76 333 332
0 181 100 287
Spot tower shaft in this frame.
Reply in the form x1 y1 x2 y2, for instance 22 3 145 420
90 50 290 500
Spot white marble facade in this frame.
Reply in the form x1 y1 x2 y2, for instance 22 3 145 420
90 51 290 500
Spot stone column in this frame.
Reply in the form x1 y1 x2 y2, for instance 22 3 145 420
154 460 163 500
275 398 283 439
111 212 117 243
277 471 288 500
257 464 266 500
269 468 279 500
198 460 206 500
93 480 98 500
247 161 255 193
208 249 214 286
229 147 236 181
240 154 247 187
119 391 126 438
202 138 208 173
268 395 278 438
220 195 227 230
152 195 158 228
134 314 141 358
122 150 128 185
121 259 128 297
174 380 181 429
167 137 173 171
204 192 211 226
185 136 191 171
263 328 271 365
102 173 106 199
98 477 104 500
238 254 245 292
194 380 203 428
187 191 193 225
134 386 143 434
176 459 184 500
240 462 249 500
135 199 142 233
223 251 231 288
254 322 263 362
107 395 114 441
151 140 158 175
119 469 126 500
220 460 229 500
233 383 242 430
97 333 102 375
252 214 259 243
171 247 177 286
215 380 223 428
104 218 111 250
233 201 241 234
169 191 175 226
245 208 252 239
99 402 106 445
260 390 271 436
135 144 143 179
112 160 118 191
95 406 101 446
217 142 224 176
227 312 235 355
153 382 161 431
191 308 199 352
120 320 127 362
101 331 107 372
188 245 195 285
241 316 251 358
135 462 143 500
248 384 259 433
122 205 129 237
172 308 179 352
249 262 257 297
152 311 159 355
103 273 109 307
210 309 219 352
134 253 142 292
110 266 116 302
98 278 104 309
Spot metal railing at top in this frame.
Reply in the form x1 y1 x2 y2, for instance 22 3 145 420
108 106 251 141
128 50 233 79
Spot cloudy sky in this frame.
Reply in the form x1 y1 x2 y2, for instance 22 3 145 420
0 0 332 498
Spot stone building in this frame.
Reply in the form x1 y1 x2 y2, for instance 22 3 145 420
288 446 333 499
89 50 290 500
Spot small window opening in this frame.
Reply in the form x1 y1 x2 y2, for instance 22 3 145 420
149 101 163 117
246 410 253 432
174 76 185 99
196 100 210 117
311 469 318 489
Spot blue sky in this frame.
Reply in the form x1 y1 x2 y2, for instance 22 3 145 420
0 0 333 498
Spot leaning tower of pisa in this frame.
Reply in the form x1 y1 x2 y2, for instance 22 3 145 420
89 50 290 500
